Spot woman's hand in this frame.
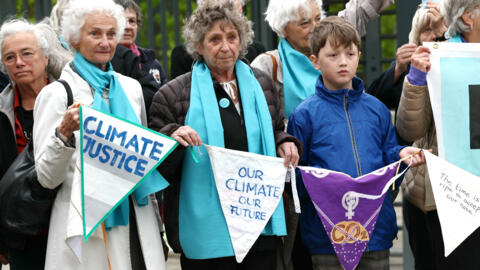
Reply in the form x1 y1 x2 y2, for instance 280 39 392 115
171 126 202 147
57 103 81 140
277 142 300 168
426 1 447 38
394 44 417 83
411 46 432 72
399 147 430 168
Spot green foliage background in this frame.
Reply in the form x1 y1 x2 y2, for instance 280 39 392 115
11 0 400 76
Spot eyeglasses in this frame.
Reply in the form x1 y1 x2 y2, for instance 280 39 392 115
2 48 40 65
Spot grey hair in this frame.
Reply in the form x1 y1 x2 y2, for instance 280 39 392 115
408 7 432 45
114 0 143 26
61 0 126 49
183 0 253 61
265 0 323 37
0 18 73 78
440 0 480 38
49 0 73 35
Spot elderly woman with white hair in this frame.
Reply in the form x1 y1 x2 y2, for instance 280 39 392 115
32 0 167 269
252 0 393 120
0 18 71 269
396 0 480 269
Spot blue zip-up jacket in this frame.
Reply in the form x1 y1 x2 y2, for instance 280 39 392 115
287 75 404 254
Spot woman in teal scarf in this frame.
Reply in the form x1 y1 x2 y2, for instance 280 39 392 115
397 0 480 269
32 0 167 269
149 0 301 269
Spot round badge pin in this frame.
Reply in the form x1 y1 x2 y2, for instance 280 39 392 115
219 98 230 108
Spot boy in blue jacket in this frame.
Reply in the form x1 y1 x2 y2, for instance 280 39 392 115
287 16 425 269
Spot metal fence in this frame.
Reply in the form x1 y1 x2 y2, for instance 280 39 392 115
0 0 418 84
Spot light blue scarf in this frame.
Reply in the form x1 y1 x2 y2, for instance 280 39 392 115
278 38 321 118
178 60 286 259
73 53 168 228
450 34 465 43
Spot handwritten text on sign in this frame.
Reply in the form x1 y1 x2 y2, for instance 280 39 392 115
438 172 480 215
83 116 165 177
425 149 480 256
206 144 287 263
226 167 281 220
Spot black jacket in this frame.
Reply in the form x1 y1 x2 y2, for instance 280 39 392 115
149 66 302 253
367 61 411 145
138 47 167 89
0 88 48 253
111 46 163 119
170 41 266 80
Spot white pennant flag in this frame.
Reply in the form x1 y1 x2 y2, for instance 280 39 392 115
424 150 480 256
205 145 287 263
80 106 177 240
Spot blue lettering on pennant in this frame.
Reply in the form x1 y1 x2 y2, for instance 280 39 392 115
110 127 127 147
125 135 139 153
140 137 153 155
134 158 148 177
83 135 94 153
94 120 106 139
124 155 137 173
88 140 101 158
99 145 112 163
150 141 163 161
84 116 97 135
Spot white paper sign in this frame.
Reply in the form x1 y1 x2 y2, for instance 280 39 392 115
424 150 480 256
80 106 177 240
205 145 287 263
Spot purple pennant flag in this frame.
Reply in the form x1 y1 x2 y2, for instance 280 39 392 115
299 162 403 270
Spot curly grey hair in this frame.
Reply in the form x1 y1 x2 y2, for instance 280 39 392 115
265 0 323 37
0 18 72 79
183 0 253 61
61 0 126 50
441 0 480 38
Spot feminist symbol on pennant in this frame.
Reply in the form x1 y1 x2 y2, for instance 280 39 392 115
342 192 359 219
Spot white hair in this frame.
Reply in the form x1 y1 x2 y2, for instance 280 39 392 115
440 0 480 38
0 18 72 78
61 0 126 49
408 7 432 45
49 0 75 35
265 0 323 37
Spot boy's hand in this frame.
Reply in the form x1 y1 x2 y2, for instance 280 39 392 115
399 147 429 167
277 142 299 168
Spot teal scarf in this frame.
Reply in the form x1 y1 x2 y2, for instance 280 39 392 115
278 38 321 118
450 34 465 43
178 61 286 259
73 53 168 228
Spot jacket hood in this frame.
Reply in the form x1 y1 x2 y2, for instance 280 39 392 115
315 75 364 104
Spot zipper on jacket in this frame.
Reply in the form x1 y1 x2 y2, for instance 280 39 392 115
343 94 362 177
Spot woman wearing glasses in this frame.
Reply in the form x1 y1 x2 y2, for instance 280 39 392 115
0 18 71 270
